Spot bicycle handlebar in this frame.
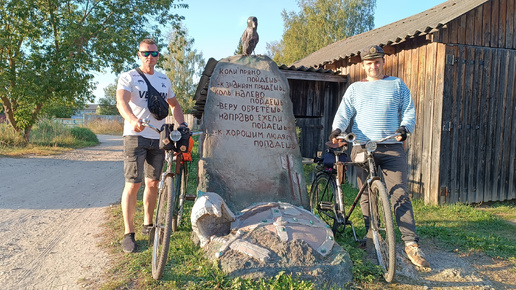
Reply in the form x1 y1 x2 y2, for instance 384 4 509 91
337 132 402 145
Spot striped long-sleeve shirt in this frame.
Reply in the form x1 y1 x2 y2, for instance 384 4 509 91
332 76 416 143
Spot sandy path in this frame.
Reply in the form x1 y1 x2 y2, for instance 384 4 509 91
0 135 124 289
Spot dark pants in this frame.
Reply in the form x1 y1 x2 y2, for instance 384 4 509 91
123 135 164 183
351 143 419 245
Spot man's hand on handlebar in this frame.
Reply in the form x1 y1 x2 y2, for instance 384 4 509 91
329 129 342 143
395 126 408 141
132 119 145 132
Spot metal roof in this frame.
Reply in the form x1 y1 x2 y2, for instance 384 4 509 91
294 0 490 68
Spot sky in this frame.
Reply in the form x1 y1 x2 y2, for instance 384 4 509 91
92 0 447 102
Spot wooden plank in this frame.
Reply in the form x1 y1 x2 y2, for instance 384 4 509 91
422 43 437 204
469 47 482 203
458 14 467 44
449 45 464 203
462 46 475 203
406 48 421 198
483 1 492 47
465 10 475 45
491 0 500 47
449 17 459 44
439 45 456 204
508 0 516 48
508 51 516 200
500 50 515 200
484 48 500 201
430 43 445 205
415 45 428 199
398 49 405 80
498 0 507 48
477 48 492 202
422 42 436 204
282 70 347 82
474 5 484 46
442 20 450 44
458 46 468 203
514 0 516 49
493 49 509 200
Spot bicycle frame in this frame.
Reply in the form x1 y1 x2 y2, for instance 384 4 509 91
324 133 400 238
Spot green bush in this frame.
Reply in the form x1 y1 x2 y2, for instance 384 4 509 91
71 127 99 143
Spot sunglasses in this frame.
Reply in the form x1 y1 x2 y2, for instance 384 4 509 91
140 51 159 57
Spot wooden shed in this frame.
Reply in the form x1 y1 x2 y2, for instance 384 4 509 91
192 58 348 158
295 0 516 204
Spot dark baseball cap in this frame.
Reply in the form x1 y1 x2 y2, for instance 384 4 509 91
360 45 385 60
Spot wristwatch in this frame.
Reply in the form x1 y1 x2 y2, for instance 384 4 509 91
179 122 188 127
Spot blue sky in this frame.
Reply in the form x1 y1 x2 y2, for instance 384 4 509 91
93 0 447 101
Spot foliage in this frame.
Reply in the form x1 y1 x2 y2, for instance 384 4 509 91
234 39 243 55
0 0 188 142
41 101 82 119
97 83 119 115
0 123 26 146
70 127 98 143
0 119 99 156
270 0 376 65
161 23 205 114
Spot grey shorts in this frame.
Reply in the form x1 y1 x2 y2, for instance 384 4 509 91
123 135 164 183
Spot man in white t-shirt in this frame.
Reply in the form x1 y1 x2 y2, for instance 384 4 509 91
116 38 187 253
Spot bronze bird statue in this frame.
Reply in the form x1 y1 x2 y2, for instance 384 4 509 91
241 16 259 56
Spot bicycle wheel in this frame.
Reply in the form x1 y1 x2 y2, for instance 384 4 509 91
152 174 175 280
172 163 186 232
369 179 396 282
310 173 338 232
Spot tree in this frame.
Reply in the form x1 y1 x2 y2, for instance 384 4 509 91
97 83 119 115
269 0 376 65
234 39 243 55
0 0 188 142
161 24 205 114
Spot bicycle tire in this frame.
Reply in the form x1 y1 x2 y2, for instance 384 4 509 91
369 179 396 282
172 163 186 232
151 174 175 280
310 173 339 233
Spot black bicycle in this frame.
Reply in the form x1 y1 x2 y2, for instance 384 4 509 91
141 119 194 280
310 132 399 282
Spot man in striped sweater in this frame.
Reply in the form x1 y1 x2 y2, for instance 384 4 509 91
329 45 430 268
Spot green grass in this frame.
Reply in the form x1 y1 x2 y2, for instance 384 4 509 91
100 140 516 289
413 200 516 259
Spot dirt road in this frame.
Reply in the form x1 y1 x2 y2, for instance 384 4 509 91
0 135 124 289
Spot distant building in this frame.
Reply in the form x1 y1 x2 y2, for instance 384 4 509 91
73 104 98 119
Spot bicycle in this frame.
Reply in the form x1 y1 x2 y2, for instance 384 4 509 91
140 119 196 280
310 132 400 282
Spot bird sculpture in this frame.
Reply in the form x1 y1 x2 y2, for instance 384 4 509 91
241 16 259 56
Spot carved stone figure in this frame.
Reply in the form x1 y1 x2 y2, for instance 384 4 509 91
241 16 259 56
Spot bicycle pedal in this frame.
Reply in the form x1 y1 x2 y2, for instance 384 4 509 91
184 194 196 201
319 201 334 211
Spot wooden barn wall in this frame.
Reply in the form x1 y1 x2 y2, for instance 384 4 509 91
433 0 516 50
339 41 446 204
440 45 516 204
288 79 347 158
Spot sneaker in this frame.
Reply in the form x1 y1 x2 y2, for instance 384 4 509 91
405 244 430 268
141 224 153 236
122 233 137 253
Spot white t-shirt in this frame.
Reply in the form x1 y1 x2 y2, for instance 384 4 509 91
117 69 176 139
